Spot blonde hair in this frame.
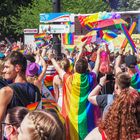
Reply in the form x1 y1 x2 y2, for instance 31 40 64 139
0 60 4 76
25 110 65 140
26 76 38 84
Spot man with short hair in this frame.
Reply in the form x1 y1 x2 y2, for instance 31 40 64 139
0 51 41 138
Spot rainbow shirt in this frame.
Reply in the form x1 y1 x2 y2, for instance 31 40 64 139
62 72 101 140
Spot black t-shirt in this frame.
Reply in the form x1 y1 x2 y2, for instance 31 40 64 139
96 94 108 113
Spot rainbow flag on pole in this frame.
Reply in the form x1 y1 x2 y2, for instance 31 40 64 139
62 72 101 140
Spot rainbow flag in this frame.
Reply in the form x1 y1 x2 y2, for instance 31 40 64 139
26 102 39 111
62 72 101 140
34 33 46 40
63 33 74 45
131 72 140 92
102 32 117 42
120 24 137 52
35 40 44 48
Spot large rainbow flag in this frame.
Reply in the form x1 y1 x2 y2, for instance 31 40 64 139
62 72 101 140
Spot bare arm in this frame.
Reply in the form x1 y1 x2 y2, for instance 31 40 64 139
37 56 47 82
92 48 101 74
0 87 13 138
51 58 65 80
53 76 59 101
88 75 107 105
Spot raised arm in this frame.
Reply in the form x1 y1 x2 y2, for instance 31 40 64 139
88 74 107 105
48 51 65 80
114 48 124 75
37 56 47 82
92 48 101 74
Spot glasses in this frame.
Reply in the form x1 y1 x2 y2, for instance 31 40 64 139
1 122 18 126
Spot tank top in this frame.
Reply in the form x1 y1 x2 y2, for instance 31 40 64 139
8 82 41 109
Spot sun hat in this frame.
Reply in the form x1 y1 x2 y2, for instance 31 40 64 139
124 55 137 68
26 62 40 77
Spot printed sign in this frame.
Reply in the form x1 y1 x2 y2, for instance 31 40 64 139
39 24 70 33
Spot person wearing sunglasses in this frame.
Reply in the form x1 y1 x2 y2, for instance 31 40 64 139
2 107 29 140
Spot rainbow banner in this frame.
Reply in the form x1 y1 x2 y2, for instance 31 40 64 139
131 72 140 92
120 24 137 52
63 33 74 45
61 72 101 140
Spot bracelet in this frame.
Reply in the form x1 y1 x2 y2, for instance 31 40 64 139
98 83 103 88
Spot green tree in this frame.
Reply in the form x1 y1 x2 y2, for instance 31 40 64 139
11 0 52 35
0 0 32 37
118 0 140 11
11 0 109 35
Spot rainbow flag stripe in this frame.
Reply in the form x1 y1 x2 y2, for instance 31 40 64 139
102 32 117 42
131 72 140 92
62 72 101 140
26 102 39 111
34 33 46 39
120 24 137 52
63 33 74 45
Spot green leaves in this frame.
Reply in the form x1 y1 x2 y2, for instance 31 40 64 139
0 0 109 36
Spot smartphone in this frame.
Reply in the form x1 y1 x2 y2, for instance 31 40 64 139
107 74 115 81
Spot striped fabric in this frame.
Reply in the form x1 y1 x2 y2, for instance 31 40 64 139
61 72 101 140
131 72 140 92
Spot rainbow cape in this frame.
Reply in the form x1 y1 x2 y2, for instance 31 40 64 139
62 72 101 140
131 72 140 92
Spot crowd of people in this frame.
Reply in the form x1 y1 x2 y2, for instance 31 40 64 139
0 39 140 140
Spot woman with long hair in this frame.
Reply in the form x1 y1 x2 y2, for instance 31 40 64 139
85 88 140 140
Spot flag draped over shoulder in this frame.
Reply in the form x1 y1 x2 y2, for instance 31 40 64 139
62 72 101 140
131 72 140 92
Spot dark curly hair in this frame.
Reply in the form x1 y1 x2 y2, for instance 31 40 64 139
99 89 140 140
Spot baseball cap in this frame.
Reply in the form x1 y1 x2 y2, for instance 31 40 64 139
124 55 137 68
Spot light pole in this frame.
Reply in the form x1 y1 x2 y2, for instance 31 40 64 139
52 0 61 58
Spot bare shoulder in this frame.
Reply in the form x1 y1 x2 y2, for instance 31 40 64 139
0 86 13 100
84 127 102 140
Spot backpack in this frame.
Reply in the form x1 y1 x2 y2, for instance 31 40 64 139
102 94 114 119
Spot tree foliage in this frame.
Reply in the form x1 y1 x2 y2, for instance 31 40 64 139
118 0 140 11
0 0 109 37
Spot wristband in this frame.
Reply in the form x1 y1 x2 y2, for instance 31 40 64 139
98 83 103 88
